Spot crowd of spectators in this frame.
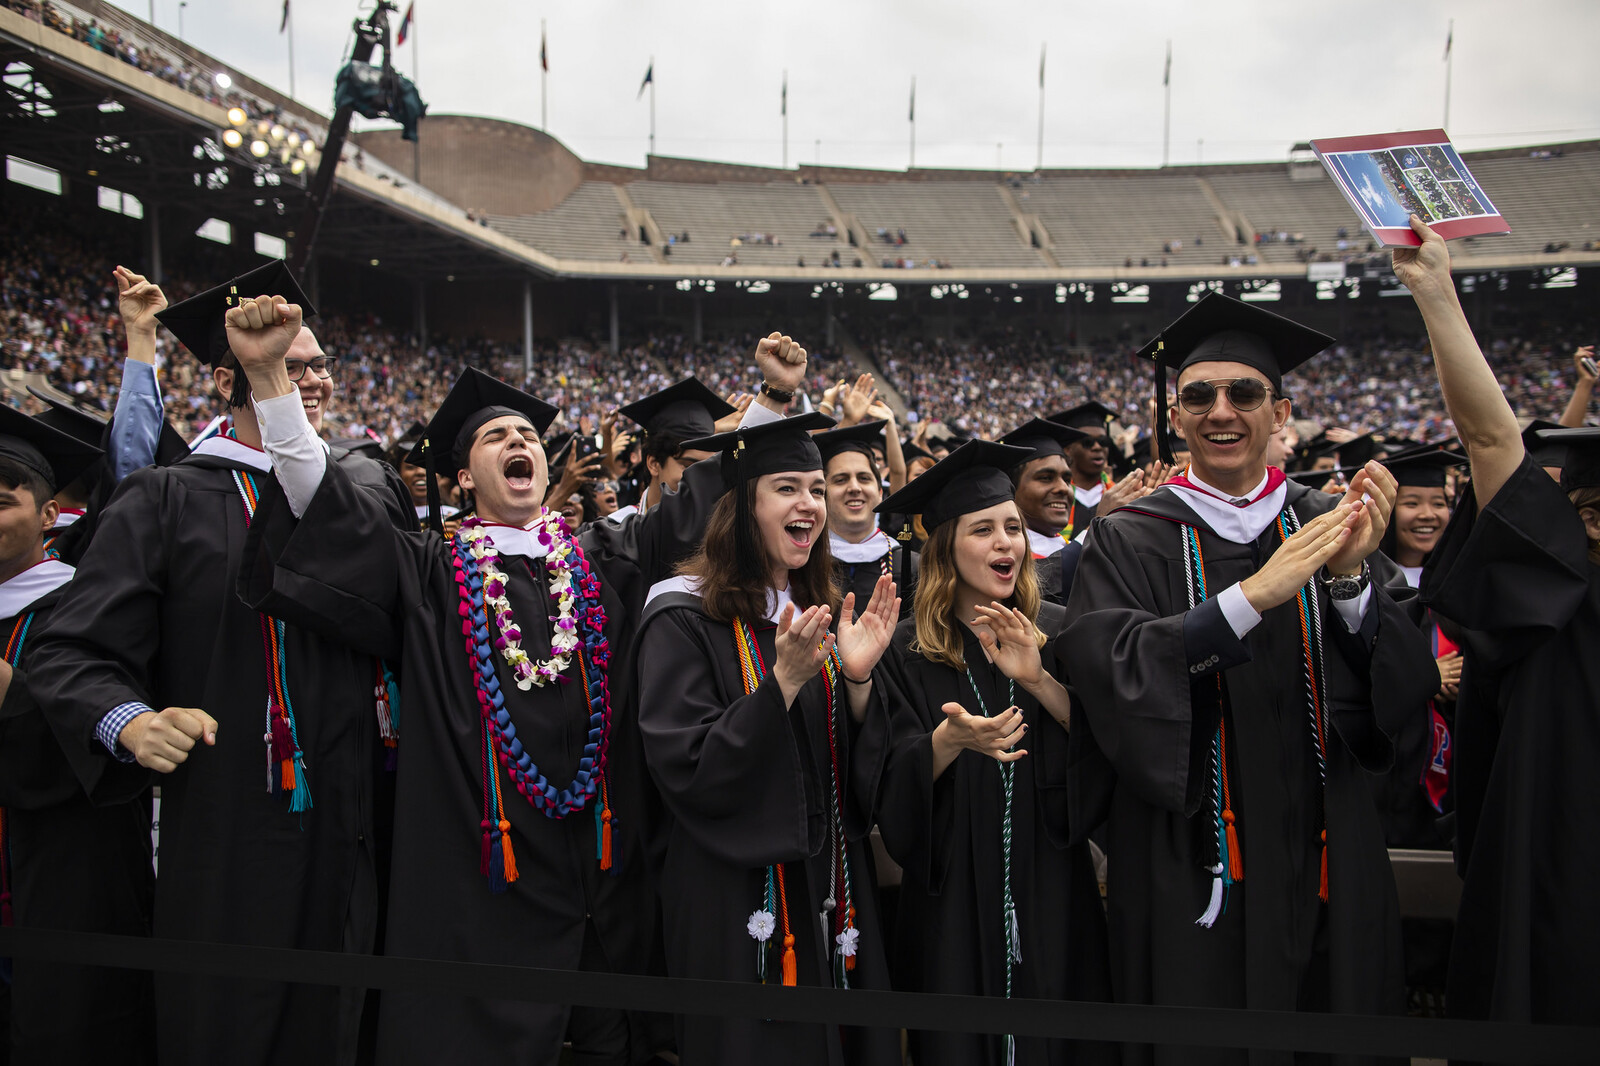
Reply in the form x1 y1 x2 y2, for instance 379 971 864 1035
2 212 1593 456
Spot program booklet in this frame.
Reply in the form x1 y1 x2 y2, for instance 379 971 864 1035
1310 130 1509 246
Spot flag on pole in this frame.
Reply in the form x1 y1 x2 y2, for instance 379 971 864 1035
396 1 413 45
1163 41 1171 86
1443 22 1452 60
540 23 548 71
638 62 654 100
279 0 289 33
781 71 786 117
1039 44 1046 89
909 77 915 122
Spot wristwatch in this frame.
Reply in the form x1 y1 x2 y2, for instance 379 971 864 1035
759 381 795 404
1322 562 1370 601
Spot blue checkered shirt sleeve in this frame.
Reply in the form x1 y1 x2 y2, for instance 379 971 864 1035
96 702 153 763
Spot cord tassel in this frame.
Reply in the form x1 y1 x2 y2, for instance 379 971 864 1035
1319 830 1329 902
781 933 797 987
599 808 613 871
498 819 519 884
487 826 507 893
287 754 311 812
1196 864 1225 928
1223 810 1244 883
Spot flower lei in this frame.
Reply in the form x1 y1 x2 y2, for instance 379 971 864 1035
451 512 615 892
457 515 580 689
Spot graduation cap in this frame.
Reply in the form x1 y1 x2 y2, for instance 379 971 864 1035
0 403 104 494
902 440 934 464
617 377 735 444
1535 427 1600 491
25 385 188 473
814 420 887 468
876 439 1035 532
1285 466 1354 490
155 260 317 368
408 368 559 530
1048 401 1118 435
1521 419 1567 469
1332 432 1380 468
999 418 1089 463
1137 292 1334 463
1384 447 1465 489
331 435 385 461
682 411 836 583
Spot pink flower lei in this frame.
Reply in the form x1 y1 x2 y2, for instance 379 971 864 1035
455 513 579 690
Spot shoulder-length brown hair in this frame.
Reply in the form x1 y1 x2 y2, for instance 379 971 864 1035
910 501 1046 671
677 479 842 626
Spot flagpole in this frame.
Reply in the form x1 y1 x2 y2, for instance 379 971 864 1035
411 3 420 181
1036 44 1045 172
649 55 656 157
909 76 916 170
1162 40 1171 168
781 70 788 170
540 19 547 131
287 3 296 100
1443 19 1454 129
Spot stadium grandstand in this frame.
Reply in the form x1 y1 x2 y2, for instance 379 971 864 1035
3 0 1599 446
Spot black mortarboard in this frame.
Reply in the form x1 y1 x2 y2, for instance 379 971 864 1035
1286 467 1354 490
876 440 1034 532
26 385 188 473
397 421 427 448
814 420 887 467
618 377 735 443
331 435 385 461
1137 292 1334 463
902 440 934 463
1521 419 1567 469
0 403 104 493
1334 432 1379 468
155 260 317 368
1048 401 1118 434
682 411 835 491
1536 427 1600 491
408 368 559 470
999 418 1089 463
1384 448 1464 489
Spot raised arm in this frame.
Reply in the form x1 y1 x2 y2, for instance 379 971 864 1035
1559 345 1597 428
110 266 167 480
1392 215 1523 508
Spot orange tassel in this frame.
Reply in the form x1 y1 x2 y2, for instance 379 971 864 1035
781 933 797 986
281 759 295 790
1318 830 1329 902
499 819 519 884
599 809 613 871
1223 810 1244 882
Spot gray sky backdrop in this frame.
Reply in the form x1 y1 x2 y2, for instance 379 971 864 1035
110 0 1600 173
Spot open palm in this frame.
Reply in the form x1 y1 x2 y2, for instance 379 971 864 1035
836 575 900 681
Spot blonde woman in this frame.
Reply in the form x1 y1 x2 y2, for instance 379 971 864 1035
859 441 1112 1066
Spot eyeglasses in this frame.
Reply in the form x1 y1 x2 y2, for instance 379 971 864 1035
285 356 339 381
1177 377 1273 415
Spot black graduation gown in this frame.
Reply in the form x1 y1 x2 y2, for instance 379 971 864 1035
240 458 726 1064
633 591 899 1066
857 604 1113 1066
1421 456 1600 1026
0 581 155 1066
833 541 918 620
27 450 406 1066
1058 483 1436 1066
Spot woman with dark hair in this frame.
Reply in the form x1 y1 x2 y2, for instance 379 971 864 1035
1396 216 1600 1027
860 440 1112 1066
635 413 902 1065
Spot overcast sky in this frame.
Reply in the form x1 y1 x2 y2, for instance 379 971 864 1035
110 0 1600 173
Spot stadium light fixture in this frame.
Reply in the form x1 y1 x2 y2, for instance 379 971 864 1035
287 131 301 148
214 73 232 90
270 125 286 143
250 139 270 158
256 120 272 137
227 107 247 127
222 129 243 149
289 158 306 175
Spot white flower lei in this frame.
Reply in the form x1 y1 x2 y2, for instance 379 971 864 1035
458 513 580 690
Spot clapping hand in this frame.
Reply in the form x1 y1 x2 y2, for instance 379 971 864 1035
971 602 1044 687
938 702 1028 763
773 602 834 708
1325 460 1398 575
836 575 900 682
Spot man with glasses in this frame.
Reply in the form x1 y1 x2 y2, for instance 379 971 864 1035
1058 293 1435 1061
30 262 411 1066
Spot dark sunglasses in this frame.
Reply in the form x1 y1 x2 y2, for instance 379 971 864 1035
1178 377 1273 414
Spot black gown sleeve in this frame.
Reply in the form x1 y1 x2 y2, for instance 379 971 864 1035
636 607 825 868
1057 516 1218 817
238 459 405 659
28 470 171 797
1423 455 1592 667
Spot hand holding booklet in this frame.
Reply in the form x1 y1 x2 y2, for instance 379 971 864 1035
1310 129 1509 246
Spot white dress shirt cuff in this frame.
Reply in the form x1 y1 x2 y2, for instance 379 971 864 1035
1215 582 1263 639
1332 584 1373 634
